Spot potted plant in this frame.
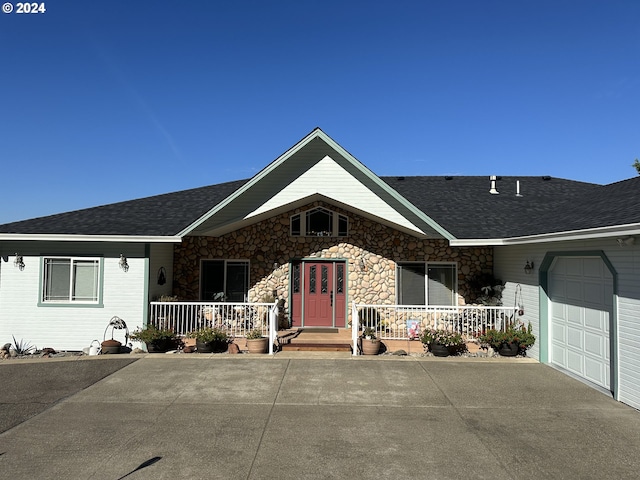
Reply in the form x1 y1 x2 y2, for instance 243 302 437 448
480 322 535 356
245 328 269 354
129 325 179 353
361 327 380 355
420 329 465 357
189 327 231 353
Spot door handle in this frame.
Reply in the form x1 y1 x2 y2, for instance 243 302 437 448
330 290 333 307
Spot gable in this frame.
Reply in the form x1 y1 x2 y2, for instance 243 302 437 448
183 129 452 239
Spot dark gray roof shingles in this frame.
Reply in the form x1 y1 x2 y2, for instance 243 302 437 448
1 174 638 240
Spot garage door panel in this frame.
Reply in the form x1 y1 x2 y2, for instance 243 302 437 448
567 327 583 349
566 280 583 302
549 256 611 390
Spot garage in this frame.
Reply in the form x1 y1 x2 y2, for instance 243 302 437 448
548 256 613 390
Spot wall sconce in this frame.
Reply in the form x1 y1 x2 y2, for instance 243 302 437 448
358 258 366 272
524 260 534 275
273 262 279 269
617 236 635 247
14 253 25 271
119 254 129 272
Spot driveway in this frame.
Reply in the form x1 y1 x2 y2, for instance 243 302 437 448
0 355 639 479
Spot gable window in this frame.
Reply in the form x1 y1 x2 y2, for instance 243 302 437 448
290 207 348 237
201 260 249 302
42 257 101 304
397 262 457 306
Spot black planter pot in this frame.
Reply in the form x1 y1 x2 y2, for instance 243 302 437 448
430 343 450 357
498 342 519 357
146 338 177 353
196 339 229 353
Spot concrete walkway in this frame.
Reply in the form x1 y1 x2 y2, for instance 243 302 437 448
1 355 639 479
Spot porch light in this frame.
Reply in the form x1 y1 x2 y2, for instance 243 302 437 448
119 254 129 272
358 258 366 272
14 253 25 271
524 260 534 275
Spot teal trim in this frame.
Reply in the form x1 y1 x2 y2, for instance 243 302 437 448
37 256 105 308
539 251 618 398
143 244 150 327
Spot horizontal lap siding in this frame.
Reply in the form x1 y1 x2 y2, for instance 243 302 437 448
0 242 147 351
495 240 640 410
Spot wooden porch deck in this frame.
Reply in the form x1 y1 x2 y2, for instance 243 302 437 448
278 328 353 352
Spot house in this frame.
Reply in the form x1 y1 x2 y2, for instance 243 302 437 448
1 128 639 410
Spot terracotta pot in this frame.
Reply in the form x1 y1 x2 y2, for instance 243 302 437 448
101 339 121 354
361 338 380 355
246 337 269 354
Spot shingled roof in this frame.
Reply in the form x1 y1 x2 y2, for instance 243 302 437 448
1 173 638 241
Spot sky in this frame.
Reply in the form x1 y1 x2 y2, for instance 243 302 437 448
1 0 639 224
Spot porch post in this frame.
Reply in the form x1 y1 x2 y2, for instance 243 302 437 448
268 302 278 355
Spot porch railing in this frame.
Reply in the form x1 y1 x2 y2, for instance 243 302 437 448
149 301 276 341
351 303 517 356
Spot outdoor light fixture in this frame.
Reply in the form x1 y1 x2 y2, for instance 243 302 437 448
119 254 129 272
14 253 25 271
358 257 366 272
616 237 635 247
524 260 534 275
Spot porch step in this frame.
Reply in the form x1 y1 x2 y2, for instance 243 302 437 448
277 328 352 352
280 342 352 352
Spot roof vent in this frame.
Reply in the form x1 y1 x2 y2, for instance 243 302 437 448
489 175 499 195
516 180 522 197
397 176 405 181
542 176 551 181
445 176 453 180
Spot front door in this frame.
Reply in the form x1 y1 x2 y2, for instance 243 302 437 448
291 261 346 327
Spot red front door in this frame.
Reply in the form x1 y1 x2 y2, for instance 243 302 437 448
291 261 346 327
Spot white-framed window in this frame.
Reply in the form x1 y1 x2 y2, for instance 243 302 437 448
290 207 348 237
397 262 457 306
201 260 249 302
42 257 101 304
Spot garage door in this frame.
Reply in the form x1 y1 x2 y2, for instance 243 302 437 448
549 257 613 389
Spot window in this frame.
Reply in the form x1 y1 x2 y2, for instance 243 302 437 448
397 263 457 306
290 207 348 237
42 257 100 303
201 260 249 302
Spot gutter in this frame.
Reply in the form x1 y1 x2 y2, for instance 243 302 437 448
449 223 640 247
0 234 183 243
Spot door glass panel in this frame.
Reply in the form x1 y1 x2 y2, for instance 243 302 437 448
337 264 344 294
321 265 328 293
309 266 316 294
293 263 300 293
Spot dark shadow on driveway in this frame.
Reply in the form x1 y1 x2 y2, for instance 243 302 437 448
0 357 137 434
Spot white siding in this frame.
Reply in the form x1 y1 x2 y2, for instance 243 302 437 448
495 238 640 410
0 242 147 351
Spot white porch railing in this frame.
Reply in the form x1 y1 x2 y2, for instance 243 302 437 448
149 301 277 345
351 303 517 356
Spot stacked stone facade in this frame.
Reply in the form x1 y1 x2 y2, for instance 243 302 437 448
173 202 493 322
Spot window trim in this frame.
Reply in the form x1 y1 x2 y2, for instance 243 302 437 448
290 207 348 237
396 261 458 306
200 259 250 302
39 256 104 307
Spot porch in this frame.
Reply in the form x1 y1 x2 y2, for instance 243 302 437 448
149 301 517 354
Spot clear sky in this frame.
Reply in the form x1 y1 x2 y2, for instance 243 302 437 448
1 0 638 224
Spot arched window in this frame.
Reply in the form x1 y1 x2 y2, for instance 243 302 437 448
290 207 348 237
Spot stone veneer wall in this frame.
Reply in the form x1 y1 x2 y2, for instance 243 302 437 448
173 202 493 321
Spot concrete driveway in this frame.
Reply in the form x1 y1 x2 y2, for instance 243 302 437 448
0 355 639 479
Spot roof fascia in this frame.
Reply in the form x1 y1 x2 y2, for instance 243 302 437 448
449 223 640 247
0 234 182 243
179 128 455 240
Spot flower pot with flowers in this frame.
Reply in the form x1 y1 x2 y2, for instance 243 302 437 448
480 321 535 356
129 325 179 353
189 327 231 353
420 329 466 357
361 327 381 355
245 328 269 354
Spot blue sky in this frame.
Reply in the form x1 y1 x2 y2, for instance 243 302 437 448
1 0 639 224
